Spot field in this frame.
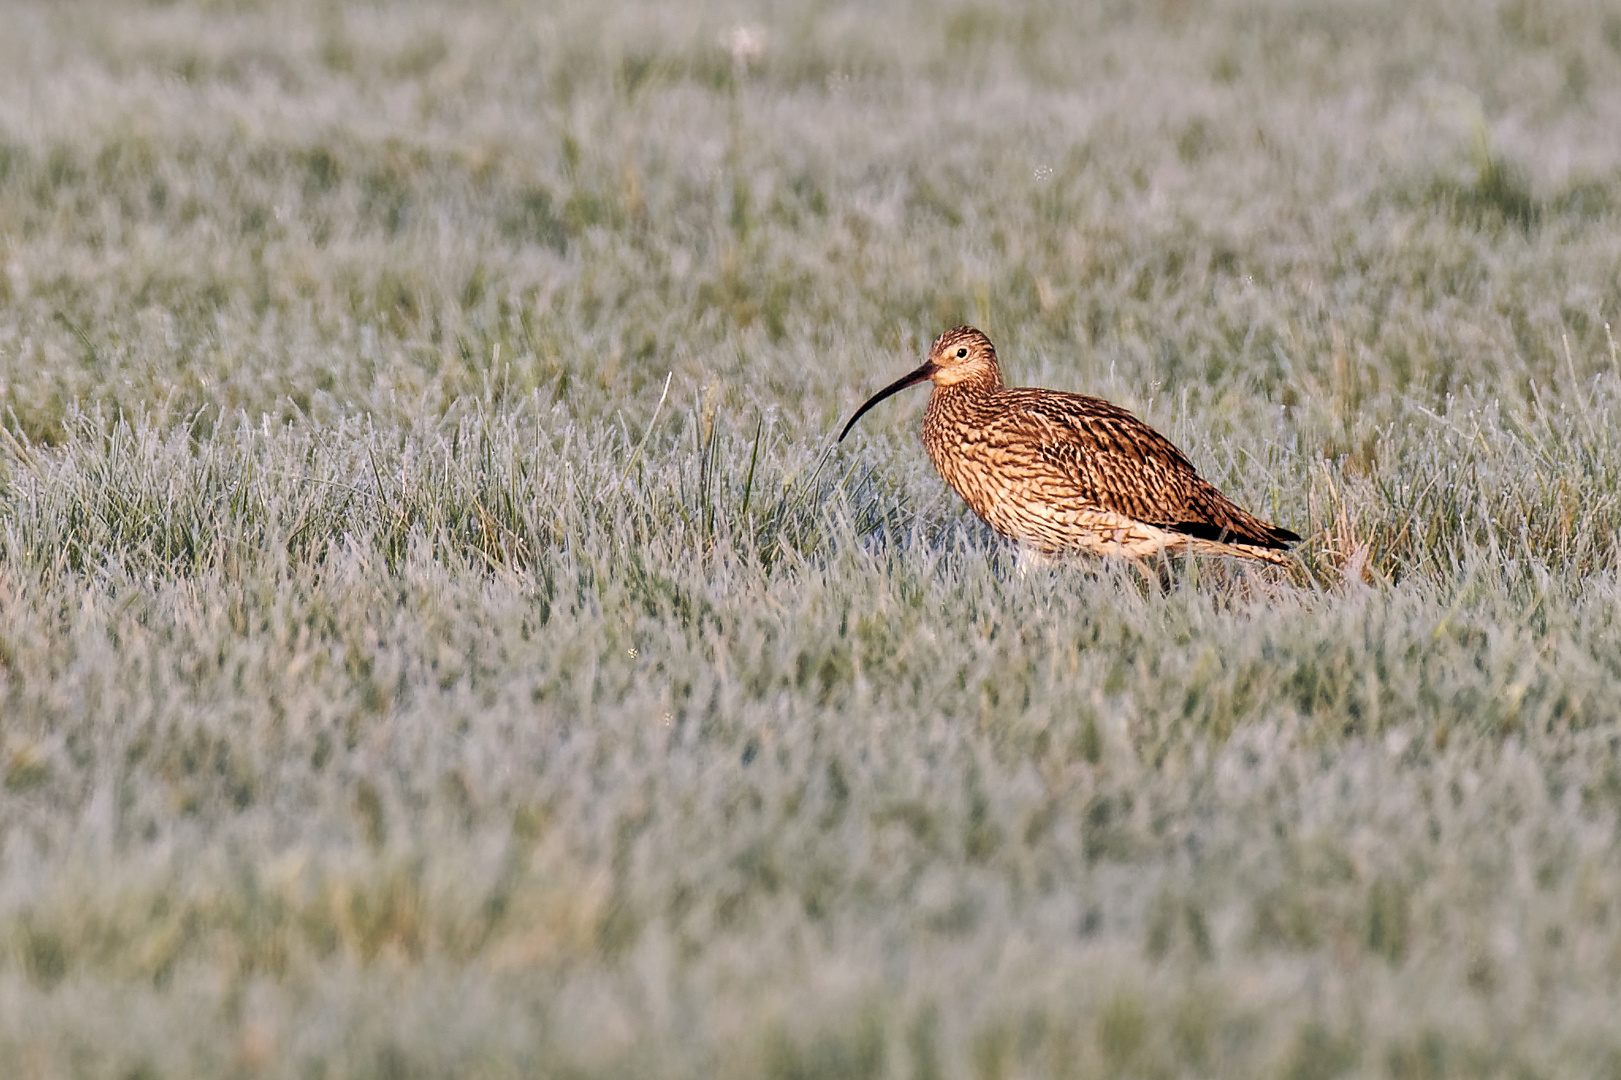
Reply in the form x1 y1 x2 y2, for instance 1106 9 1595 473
3 0 1621 1076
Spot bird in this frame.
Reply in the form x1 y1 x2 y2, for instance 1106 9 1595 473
838 326 1300 564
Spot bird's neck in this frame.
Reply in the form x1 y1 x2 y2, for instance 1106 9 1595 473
925 371 1004 438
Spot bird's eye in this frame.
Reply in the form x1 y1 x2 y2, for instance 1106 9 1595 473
956 347 968 359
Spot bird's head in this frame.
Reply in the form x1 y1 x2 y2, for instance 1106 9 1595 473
838 326 1002 441
925 326 1002 387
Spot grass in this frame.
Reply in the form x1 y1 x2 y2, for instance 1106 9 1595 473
2 0 1621 1076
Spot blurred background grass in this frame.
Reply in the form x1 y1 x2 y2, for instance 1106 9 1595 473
3 0 1621 1077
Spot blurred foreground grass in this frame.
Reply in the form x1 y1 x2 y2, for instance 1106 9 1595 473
3 1 1621 1076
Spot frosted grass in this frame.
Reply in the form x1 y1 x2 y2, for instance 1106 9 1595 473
3 0 1621 1076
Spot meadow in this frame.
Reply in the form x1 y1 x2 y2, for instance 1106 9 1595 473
3 0 1621 1076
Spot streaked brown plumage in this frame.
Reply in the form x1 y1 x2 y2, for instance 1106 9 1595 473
839 327 1300 564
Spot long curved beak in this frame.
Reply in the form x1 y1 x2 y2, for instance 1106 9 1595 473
838 362 937 442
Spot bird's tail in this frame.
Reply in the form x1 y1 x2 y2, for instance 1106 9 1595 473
1174 534 1295 565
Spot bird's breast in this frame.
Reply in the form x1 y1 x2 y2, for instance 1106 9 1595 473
921 393 1082 544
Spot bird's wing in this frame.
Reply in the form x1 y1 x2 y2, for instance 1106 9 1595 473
980 391 1290 546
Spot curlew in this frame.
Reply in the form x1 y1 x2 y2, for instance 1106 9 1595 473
839 326 1300 564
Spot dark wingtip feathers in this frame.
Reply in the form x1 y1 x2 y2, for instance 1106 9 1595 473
1168 520 1300 551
